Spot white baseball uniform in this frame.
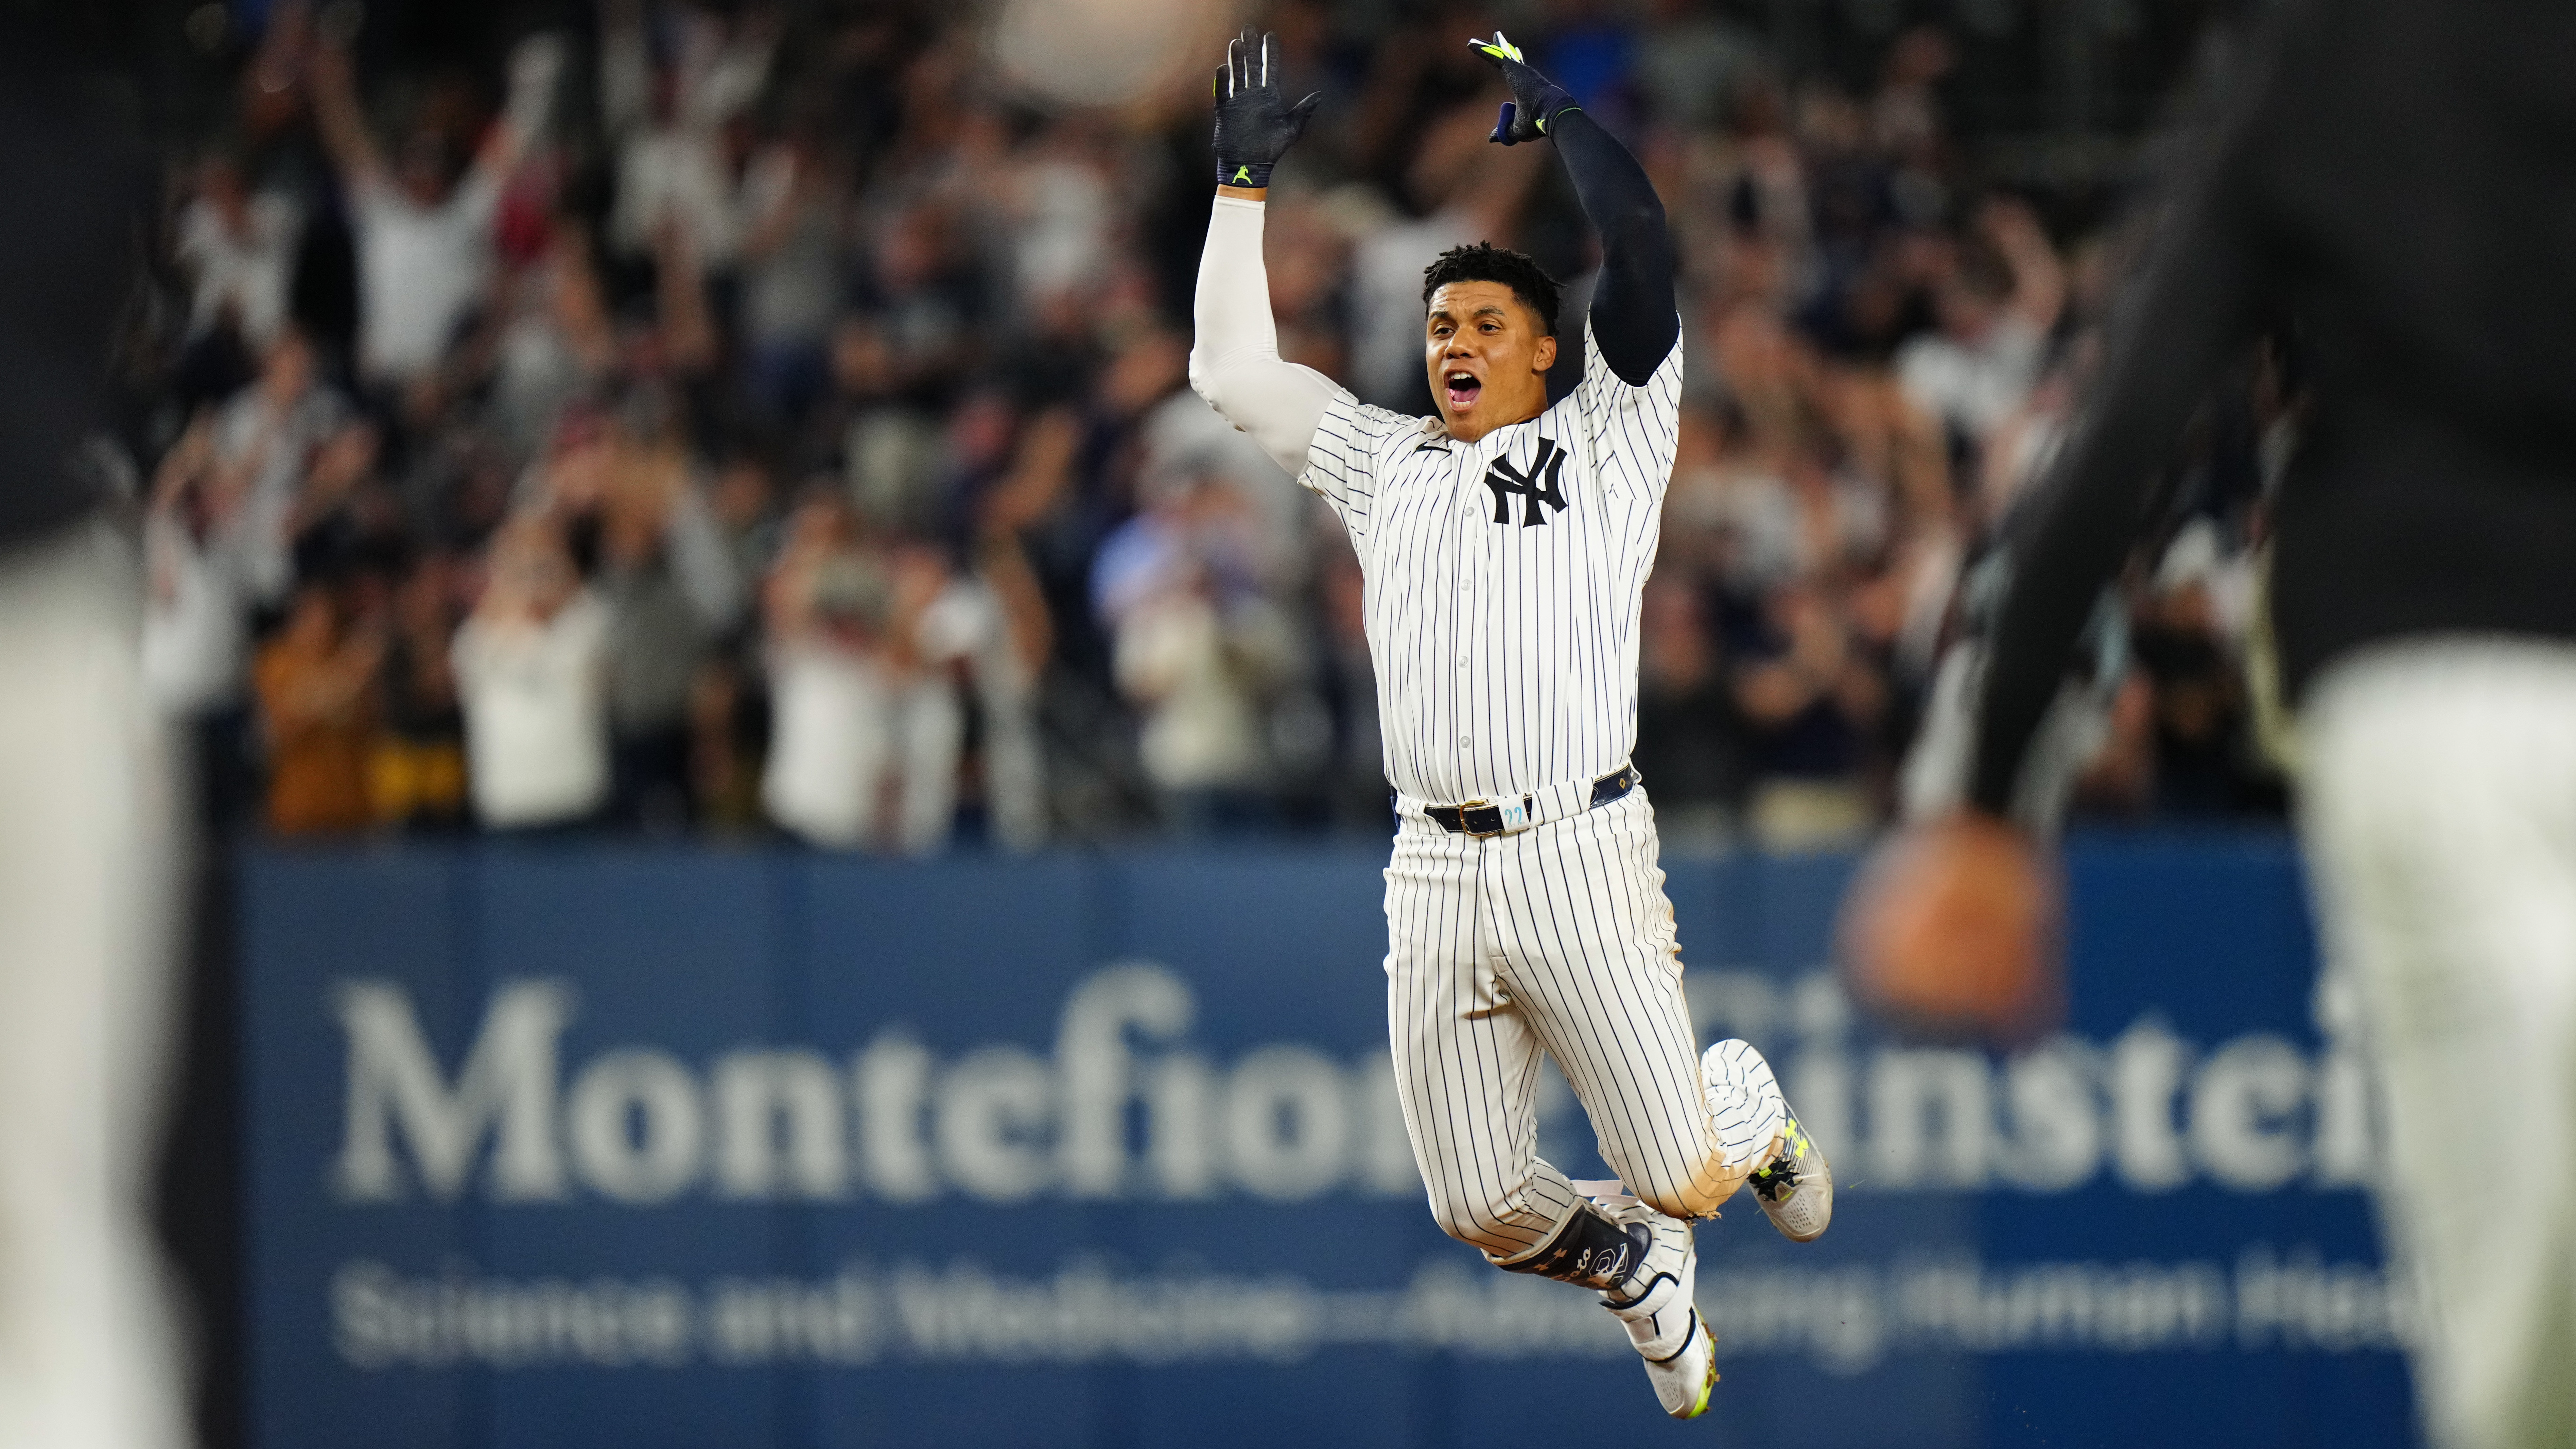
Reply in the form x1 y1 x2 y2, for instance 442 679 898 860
1190 196 1781 1257
2299 637 2576 1449
0 525 187 1449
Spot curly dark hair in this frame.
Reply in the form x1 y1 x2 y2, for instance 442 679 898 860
1421 242 1562 338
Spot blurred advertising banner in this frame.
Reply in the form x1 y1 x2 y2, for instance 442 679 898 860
242 838 2414 1449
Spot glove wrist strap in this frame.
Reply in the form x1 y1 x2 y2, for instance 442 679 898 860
1217 160 1276 189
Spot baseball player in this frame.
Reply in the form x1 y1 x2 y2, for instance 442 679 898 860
1840 4 2576 1447
0 20 189 1449
1189 29 1832 1418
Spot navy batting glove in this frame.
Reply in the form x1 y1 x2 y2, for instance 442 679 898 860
1468 32 1579 145
1213 27 1320 190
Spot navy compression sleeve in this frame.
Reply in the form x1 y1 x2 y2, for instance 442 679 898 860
1550 111 1677 385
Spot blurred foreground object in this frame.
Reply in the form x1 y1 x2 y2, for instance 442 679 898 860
0 22 190 1449
990 0 1230 110
1841 2 2576 1446
1838 811 2060 1047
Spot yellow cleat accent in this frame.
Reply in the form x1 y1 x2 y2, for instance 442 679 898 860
1676 1318 1719 1419
1683 1369 1719 1420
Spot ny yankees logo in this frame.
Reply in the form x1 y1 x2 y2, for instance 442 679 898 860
1484 435 1569 527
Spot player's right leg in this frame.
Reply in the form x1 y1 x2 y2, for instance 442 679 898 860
1383 815 1577 1256
1383 816 1717 1417
2301 639 2576 1449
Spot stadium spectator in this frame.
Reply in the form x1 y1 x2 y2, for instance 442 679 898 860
736 124 850 426
110 2 2288 847
142 415 261 826
597 0 775 274
1894 196 2065 449
373 554 470 831
757 491 886 847
308 31 561 390
1733 580 1889 849
757 494 971 853
1634 578 1747 848
451 514 612 831
174 152 302 353
1093 442 1306 835
585 401 745 830
251 581 382 835
208 329 342 609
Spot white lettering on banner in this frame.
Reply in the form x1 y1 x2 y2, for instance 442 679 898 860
1868 1049 1992 1189
2233 1243 2419 1350
2108 1017 2195 1191
566 1050 704 1204
712 1051 847 1200
327 1244 2412 1376
331 1260 693 1368
1058 964 1194 1198
323 966 2387 1204
1224 1046 1354 1201
332 980 572 1202
851 1031 937 1202
933 1046 1054 1202
1145 1052 1219 1198
2190 1036 2309 1191
1994 1041 2101 1191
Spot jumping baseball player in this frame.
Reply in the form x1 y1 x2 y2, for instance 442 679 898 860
1189 29 1832 1418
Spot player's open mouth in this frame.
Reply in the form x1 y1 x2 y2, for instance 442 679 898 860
1444 371 1481 410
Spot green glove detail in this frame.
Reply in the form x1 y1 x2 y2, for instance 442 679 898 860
1468 31 1581 145
1213 27 1320 189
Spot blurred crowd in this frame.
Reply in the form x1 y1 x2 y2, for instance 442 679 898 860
124 0 2286 853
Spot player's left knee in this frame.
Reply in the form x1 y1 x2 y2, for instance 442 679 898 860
1625 1161 1737 1223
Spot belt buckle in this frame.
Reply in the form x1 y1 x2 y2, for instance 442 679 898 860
1456 798 1500 839
1455 797 1531 839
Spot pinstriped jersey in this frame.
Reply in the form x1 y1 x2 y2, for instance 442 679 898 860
1301 319 1683 804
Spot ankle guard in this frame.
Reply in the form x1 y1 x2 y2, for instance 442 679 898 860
1494 1204 1649 1292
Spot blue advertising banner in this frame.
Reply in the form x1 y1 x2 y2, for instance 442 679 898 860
241 835 2416 1448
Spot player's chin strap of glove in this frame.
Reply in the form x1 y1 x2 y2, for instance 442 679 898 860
1212 26 1320 190
1468 32 1580 145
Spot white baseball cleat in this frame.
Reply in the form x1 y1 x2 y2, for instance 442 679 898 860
1703 1037 1834 1243
1593 1195 1718 1419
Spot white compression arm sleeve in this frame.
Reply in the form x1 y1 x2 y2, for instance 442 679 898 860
1188 196 1340 480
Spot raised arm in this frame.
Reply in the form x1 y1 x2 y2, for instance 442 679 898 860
308 39 385 189
1470 35 1677 384
1187 29 1338 479
461 35 562 207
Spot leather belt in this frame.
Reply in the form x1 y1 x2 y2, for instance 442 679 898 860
1423 765 1639 839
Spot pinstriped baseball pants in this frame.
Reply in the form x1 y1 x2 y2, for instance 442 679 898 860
1383 787 1771 1258
2301 638 2576 1449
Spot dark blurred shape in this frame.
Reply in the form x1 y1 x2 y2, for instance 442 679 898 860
0 23 152 548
